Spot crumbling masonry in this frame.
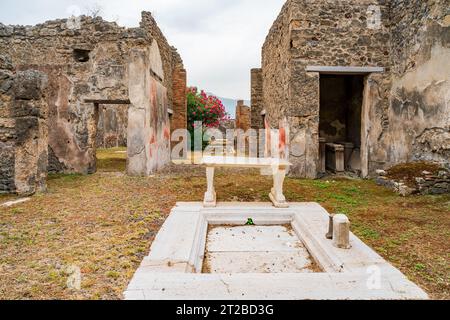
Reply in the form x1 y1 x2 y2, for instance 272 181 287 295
0 12 187 194
251 0 449 178
0 56 48 195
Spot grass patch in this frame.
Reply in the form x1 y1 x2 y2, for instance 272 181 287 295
354 225 381 240
0 155 448 299
48 173 85 183
96 148 127 172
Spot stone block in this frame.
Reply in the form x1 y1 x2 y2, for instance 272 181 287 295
0 142 15 193
0 57 12 72
397 184 416 197
0 24 13 37
333 214 351 249
11 100 42 118
13 70 48 100
0 70 14 94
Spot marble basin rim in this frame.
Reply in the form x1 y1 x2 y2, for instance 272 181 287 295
124 202 429 300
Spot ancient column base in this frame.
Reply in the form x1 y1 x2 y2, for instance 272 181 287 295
203 191 217 208
269 189 289 208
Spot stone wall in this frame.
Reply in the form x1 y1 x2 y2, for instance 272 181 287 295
257 0 449 178
0 11 185 177
376 168 450 196
140 12 184 109
0 55 48 195
261 2 292 131
387 0 450 166
260 0 391 177
250 68 263 129
127 43 171 175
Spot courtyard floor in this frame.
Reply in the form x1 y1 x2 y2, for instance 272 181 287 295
0 148 449 300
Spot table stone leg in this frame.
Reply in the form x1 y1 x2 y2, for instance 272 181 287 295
270 167 289 208
203 166 217 207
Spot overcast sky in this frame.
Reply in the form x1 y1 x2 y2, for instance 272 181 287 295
0 0 285 100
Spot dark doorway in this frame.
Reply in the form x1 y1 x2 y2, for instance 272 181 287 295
319 74 364 174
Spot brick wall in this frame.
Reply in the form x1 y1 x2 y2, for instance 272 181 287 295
171 67 187 133
235 100 251 132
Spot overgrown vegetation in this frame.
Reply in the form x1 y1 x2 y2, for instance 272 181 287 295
386 161 447 188
0 154 448 300
186 87 229 150
96 147 127 173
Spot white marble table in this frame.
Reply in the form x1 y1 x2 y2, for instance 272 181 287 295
200 156 292 208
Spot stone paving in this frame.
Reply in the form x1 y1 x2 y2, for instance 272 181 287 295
204 225 318 273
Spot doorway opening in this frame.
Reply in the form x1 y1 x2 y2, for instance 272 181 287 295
319 74 364 175
92 101 130 173
95 104 128 172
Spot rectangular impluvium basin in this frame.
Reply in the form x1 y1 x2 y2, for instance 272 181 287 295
203 225 321 273
124 202 428 300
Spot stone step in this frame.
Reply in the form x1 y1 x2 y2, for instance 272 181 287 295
124 273 428 300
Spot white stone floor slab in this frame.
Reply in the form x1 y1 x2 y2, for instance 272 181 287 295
206 226 302 252
205 226 317 273
205 252 316 273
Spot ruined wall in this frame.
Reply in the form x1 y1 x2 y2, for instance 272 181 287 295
261 0 391 177
0 12 185 175
0 55 48 195
250 68 264 129
0 17 135 173
387 0 450 166
261 2 292 130
127 42 171 175
141 12 185 109
96 105 128 148
171 64 187 133
258 0 449 177
235 100 251 132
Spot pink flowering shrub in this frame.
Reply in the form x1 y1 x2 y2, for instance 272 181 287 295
186 87 229 131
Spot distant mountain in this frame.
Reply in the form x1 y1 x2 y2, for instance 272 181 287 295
208 93 250 119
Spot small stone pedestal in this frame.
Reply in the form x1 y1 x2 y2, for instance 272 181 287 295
326 143 345 173
333 214 351 249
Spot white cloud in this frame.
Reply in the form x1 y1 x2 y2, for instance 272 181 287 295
0 0 286 100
